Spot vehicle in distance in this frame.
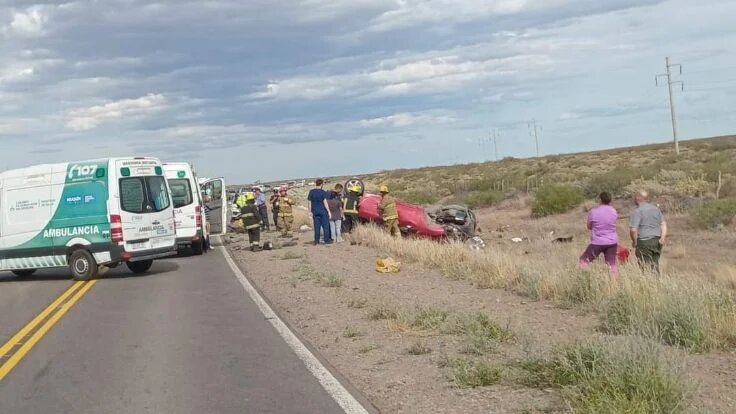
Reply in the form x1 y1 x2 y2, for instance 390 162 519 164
0 157 177 280
163 162 208 254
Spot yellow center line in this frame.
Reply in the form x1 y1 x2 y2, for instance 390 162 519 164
0 281 84 359
0 280 96 381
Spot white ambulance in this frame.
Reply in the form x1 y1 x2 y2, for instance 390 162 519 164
0 157 177 280
163 162 209 254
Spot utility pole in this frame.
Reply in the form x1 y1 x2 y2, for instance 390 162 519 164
528 119 541 157
656 57 684 155
492 129 500 161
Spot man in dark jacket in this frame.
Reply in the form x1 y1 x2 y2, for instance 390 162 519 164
269 189 280 229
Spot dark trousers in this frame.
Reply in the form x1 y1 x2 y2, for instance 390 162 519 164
272 208 279 228
580 244 618 272
247 227 260 246
636 237 662 274
343 214 359 233
258 205 269 230
312 212 332 243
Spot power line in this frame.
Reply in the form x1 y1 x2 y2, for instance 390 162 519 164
656 56 683 155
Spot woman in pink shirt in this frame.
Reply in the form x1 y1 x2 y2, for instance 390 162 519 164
579 192 619 277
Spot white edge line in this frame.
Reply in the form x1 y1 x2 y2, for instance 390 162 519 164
219 239 370 414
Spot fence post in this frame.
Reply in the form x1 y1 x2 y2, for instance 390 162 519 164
716 171 723 200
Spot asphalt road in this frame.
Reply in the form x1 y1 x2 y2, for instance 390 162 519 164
0 246 353 414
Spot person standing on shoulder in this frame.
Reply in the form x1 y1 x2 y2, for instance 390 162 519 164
378 185 400 237
307 179 333 245
579 192 620 279
278 187 297 239
630 190 667 274
327 184 344 243
343 184 361 234
270 189 280 230
240 193 262 252
254 187 269 232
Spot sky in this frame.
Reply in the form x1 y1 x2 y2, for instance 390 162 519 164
1 0 735 184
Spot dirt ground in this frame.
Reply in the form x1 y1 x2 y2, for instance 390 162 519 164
225 203 736 414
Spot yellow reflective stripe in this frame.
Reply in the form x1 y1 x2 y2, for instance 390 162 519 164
246 224 260 229
242 213 255 217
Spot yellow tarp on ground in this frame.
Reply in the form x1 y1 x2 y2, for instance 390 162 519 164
375 257 401 273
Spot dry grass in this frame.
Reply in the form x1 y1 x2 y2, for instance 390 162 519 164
710 264 736 290
352 225 736 352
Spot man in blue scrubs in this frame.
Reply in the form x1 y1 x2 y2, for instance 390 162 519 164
307 179 333 245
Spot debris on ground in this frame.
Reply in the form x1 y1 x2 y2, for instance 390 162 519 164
375 257 401 273
466 236 486 251
511 237 524 243
299 224 312 232
552 236 574 243
496 225 511 233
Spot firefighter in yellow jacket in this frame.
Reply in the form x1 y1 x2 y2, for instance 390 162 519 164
239 192 262 251
277 187 297 238
378 185 400 237
342 184 361 234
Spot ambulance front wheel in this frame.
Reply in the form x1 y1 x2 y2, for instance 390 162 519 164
126 260 153 274
70 249 98 281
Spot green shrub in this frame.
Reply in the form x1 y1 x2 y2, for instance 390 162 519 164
518 339 689 413
411 307 450 331
462 190 504 208
652 295 708 351
585 168 638 198
531 184 585 217
468 178 494 192
690 198 736 229
560 269 608 309
447 358 503 388
598 292 638 335
395 190 439 205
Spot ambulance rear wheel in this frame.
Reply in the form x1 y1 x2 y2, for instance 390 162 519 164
70 250 98 281
12 269 36 278
126 260 153 274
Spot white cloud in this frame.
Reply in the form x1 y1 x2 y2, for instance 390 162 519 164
252 53 553 101
0 65 35 84
65 94 168 131
2 6 49 37
359 112 456 128
366 0 527 32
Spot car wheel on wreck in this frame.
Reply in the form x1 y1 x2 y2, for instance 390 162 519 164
343 177 365 196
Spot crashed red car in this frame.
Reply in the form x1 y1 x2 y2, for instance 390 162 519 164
357 194 479 240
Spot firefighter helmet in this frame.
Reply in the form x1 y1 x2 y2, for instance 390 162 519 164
379 185 389 194
245 192 256 201
349 184 361 193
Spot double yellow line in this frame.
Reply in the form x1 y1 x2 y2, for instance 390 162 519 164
0 280 96 380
